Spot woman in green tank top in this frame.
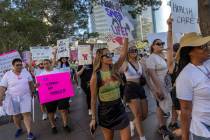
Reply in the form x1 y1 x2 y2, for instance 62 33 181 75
90 38 130 140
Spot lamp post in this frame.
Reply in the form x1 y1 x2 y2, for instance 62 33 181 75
151 1 162 33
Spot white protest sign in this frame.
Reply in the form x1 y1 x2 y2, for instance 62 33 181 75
30 46 52 61
78 45 92 65
0 50 21 79
22 51 30 64
171 0 200 33
56 38 70 60
147 32 167 48
101 0 134 40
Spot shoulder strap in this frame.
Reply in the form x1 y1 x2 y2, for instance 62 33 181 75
96 71 102 88
128 61 138 73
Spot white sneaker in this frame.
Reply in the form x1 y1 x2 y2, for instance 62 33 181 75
130 121 135 137
88 109 92 115
42 113 48 120
54 114 58 120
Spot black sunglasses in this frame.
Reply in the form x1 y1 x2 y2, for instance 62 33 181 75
155 42 165 46
198 44 208 50
102 53 114 58
15 64 23 67
129 49 138 53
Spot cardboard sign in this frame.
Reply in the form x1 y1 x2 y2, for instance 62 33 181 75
171 0 200 33
70 49 78 61
22 51 30 64
101 0 134 40
78 45 92 65
198 0 210 36
36 72 74 104
0 50 21 79
56 38 70 60
30 46 52 61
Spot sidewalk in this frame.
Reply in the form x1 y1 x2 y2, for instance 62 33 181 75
0 88 171 140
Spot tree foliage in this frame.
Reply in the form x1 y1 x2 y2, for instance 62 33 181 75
0 0 89 53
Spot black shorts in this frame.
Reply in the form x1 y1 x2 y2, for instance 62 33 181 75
124 81 146 102
45 98 70 113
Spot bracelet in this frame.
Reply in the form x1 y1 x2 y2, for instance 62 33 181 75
168 30 172 32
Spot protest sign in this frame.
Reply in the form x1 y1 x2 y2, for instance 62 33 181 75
22 51 30 64
70 49 78 61
36 72 74 104
171 0 200 33
147 32 167 48
198 0 210 36
78 45 92 65
30 46 52 61
0 50 21 79
56 38 70 60
101 0 134 40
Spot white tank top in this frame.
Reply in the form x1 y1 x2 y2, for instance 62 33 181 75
124 61 143 81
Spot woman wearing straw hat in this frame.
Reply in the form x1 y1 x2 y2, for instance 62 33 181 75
176 32 210 140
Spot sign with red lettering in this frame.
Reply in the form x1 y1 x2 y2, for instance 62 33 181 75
171 0 200 33
78 45 92 65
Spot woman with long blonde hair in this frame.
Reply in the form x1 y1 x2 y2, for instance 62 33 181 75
89 38 130 140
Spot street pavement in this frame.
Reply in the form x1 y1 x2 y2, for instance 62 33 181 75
0 87 178 140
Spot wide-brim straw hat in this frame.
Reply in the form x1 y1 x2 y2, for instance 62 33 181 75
176 32 210 61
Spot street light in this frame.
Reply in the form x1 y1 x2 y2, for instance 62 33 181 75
151 0 162 33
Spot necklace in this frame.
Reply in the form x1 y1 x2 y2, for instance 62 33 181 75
196 65 210 80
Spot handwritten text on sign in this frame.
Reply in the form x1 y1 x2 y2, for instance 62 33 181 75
30 46 52 61
171 0 200 33
0 50 21 79
101 0 134 39
56 38 70 60
36 72 74 104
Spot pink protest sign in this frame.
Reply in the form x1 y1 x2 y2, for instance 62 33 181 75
36 72 74 104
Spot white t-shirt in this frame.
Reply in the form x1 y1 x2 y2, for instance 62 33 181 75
176 60 210 137
40 69 59 76
34 68 44 76
0 69 33 96
146 53 168 81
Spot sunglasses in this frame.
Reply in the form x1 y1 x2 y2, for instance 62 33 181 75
129 49 138 53
198 44 208 50
15 64 23 67
102 53 114 58
155 42 165 46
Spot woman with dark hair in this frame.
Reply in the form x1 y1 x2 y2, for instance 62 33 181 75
121 45 148 140
39 59 71 134
176 33 210 140
0 58 36 140
89 38 131 140
146 39 173 140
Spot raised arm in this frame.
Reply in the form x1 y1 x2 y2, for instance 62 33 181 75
167 16 174 74
89 73 97 129
115 38 128 69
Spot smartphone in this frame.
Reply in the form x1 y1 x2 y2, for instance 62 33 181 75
90 123 97 135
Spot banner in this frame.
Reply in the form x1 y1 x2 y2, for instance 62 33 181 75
198 0 210 36
78 45 92 65
30 46 52 61
0 50 21 79
171 0 200 33
56 38 70 60
101 1 134 40
22 51 30 64
36 72 74 104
